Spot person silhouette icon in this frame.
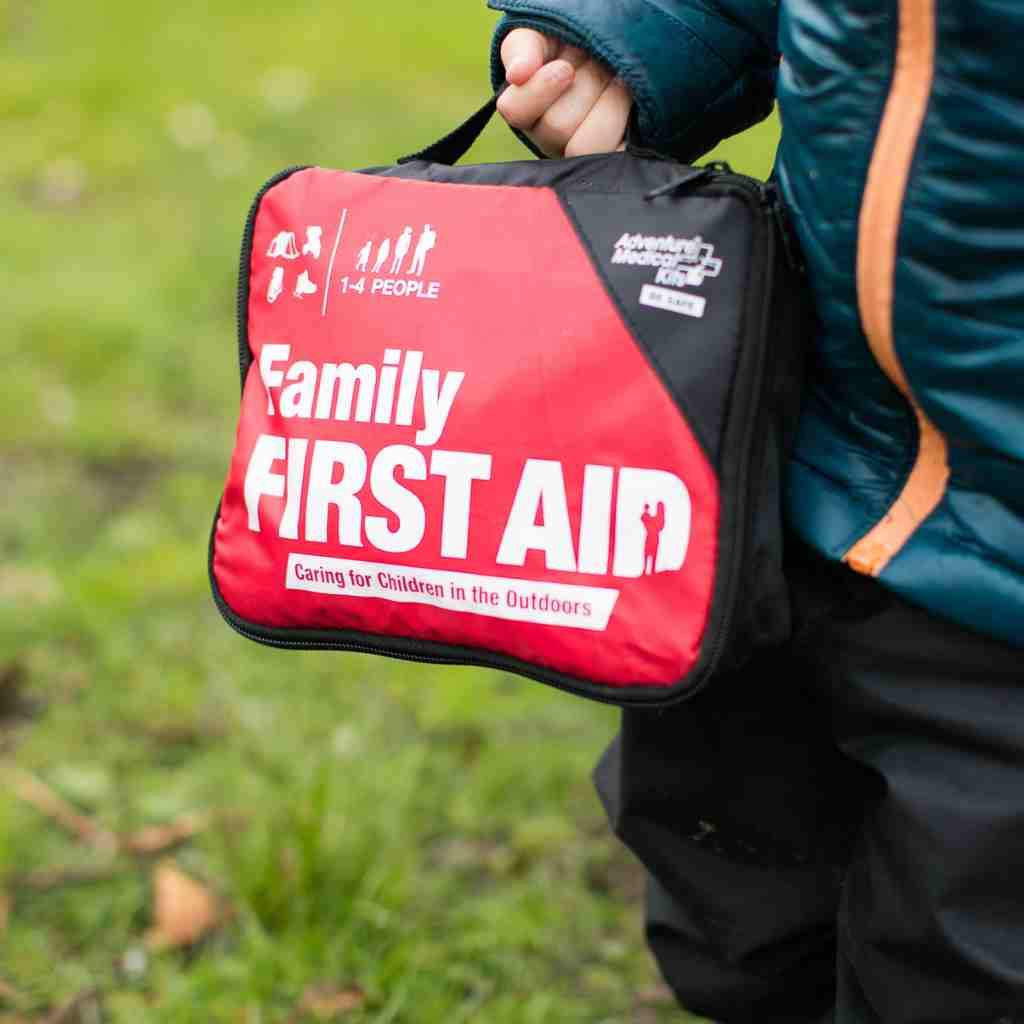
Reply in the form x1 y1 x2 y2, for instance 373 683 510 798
641 501 666 575
390 226 413 274
373 237 391 274
355 239 372 272
302 226 322 259
408 224 437 276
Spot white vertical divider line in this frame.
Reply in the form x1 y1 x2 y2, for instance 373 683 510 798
321 208 348 318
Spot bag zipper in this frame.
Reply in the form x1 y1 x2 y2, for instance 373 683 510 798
662 174 786 704
234 166 309 389
208 515 658 707
645 161 802 274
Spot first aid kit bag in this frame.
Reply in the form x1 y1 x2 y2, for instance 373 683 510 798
208 100 812 706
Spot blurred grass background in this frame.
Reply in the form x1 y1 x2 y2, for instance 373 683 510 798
0 1 778 1020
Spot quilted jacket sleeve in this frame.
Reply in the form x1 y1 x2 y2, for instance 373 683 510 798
488 0 780 163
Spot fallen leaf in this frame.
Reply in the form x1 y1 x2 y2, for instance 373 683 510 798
122 813 209 856
7 769 117 853
144 861 223 949
8 767 216 860
293 984 366 1020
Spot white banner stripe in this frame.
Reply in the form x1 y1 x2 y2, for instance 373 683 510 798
285 554 619 631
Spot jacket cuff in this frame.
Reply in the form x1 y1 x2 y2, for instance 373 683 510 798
488 0 777 164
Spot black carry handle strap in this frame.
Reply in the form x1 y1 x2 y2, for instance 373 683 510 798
397 95 499 166
397 92 651 167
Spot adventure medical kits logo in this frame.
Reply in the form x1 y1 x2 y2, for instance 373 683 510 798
611 231 723 320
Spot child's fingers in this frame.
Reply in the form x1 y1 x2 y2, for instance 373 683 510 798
501 28 559 86
529 57 614 157
496 60 576 137
564 77 633 157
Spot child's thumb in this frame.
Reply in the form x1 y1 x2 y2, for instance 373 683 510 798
501 28 558 86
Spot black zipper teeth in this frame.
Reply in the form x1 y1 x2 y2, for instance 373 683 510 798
235 166 310 389
208 530 648 708
623 169 785 704
552 168 782 705
224 616 633 703
660 183 780 704
704 221 777 683
213 165 787 709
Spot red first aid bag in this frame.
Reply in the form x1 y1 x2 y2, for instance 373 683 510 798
209 101 810 706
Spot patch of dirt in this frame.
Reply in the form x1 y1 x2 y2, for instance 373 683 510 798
0 663 41 724
0 662 44 755
81 455 170 512
128 718 228 748
0 453 173 562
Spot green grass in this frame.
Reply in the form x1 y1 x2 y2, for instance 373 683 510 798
0 1 777 1019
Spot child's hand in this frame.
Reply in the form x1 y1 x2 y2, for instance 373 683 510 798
496 28 632 158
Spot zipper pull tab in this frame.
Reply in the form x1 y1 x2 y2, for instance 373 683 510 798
644 166 712 200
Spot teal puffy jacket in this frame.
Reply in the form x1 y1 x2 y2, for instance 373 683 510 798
490 0 1024 648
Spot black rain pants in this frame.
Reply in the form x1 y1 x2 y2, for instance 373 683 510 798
595 544 1024 1024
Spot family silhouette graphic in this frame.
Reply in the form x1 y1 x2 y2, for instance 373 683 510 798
353 225 439 277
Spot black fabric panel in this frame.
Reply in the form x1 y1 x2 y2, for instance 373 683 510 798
558 190 756 466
